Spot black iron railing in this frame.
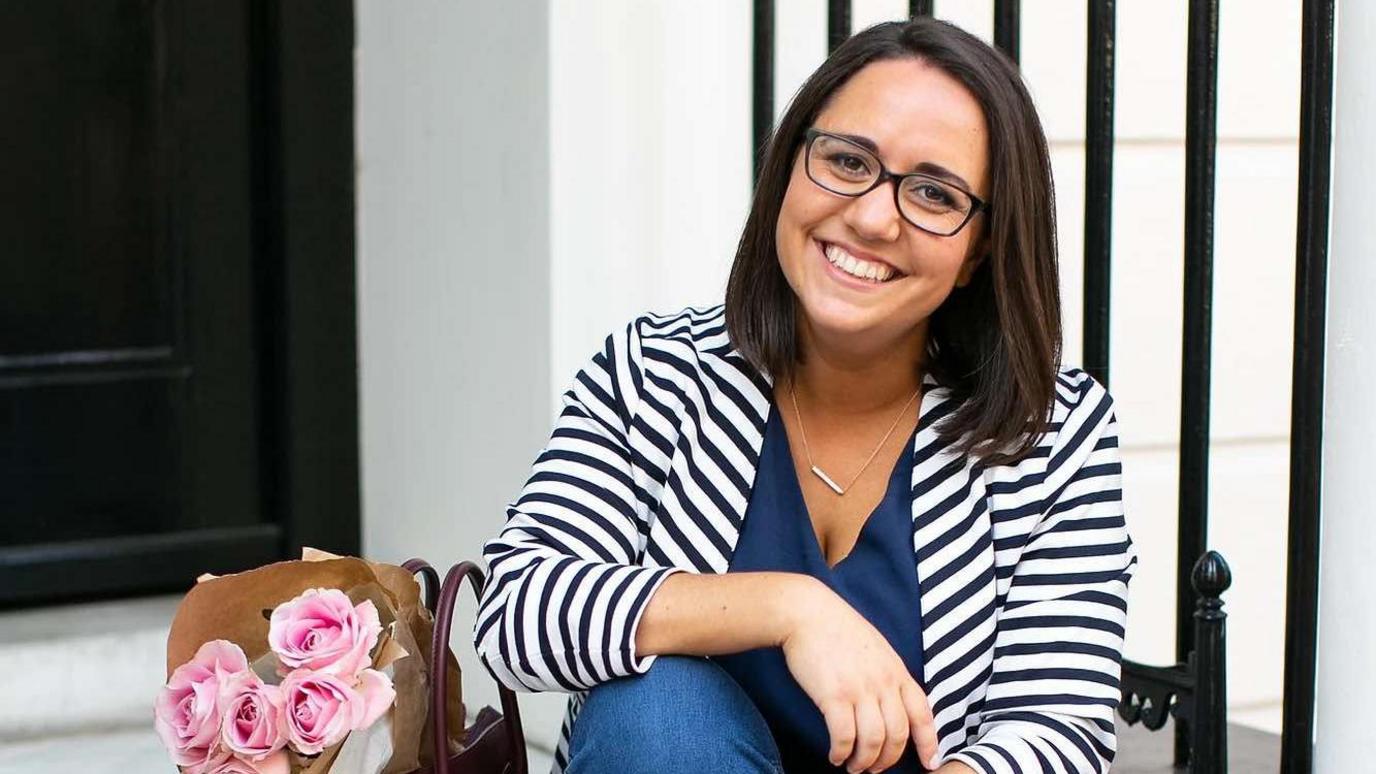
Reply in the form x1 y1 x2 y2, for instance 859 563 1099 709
751 0 772 182
1282 1 1335 772
750 3 1336 772
1083 0 1114 384
1172 0 1223 766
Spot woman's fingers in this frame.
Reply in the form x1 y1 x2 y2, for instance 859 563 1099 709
822 700 858 768
900 680 940 770
845 699 886 773
869 690 911 772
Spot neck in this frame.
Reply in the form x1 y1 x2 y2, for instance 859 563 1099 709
786 312 927 417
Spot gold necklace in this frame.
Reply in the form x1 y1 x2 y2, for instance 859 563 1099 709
788 380 921 496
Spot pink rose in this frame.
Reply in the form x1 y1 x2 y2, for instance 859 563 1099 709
155 640 249 772
204 750 289 774
279 668 396 755
268 588 382 680
218 671 287 761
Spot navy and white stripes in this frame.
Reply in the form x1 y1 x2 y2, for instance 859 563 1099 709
474 304 1136 774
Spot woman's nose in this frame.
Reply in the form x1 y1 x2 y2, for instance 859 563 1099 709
842 181 902 242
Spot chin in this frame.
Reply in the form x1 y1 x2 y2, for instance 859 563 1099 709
797 294 892 336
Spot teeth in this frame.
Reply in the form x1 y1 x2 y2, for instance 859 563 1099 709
824 242 895 283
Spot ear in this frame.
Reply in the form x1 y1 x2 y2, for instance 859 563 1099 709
955 236 989 288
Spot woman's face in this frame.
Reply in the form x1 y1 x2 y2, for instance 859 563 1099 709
776 57 990 348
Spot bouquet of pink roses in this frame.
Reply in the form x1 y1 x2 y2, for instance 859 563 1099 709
155 548 464 774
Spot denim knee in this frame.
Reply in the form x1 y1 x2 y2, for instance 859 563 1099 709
565 655 782 774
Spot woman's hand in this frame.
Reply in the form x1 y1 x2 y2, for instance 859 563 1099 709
779 577 940 773
635 571 940 770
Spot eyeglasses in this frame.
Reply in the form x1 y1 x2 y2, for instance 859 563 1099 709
802 127 989 237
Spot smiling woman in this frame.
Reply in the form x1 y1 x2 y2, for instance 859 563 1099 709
475 16 1134 774
729 23 1063 470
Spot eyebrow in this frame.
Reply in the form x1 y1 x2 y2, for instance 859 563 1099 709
831 131 976 194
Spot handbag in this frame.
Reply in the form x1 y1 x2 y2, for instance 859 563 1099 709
402 559 529 774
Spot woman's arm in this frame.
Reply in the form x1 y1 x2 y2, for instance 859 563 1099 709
633 570 818 655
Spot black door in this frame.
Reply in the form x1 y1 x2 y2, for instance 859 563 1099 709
0 1 359 607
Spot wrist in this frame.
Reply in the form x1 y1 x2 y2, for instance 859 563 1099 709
771 572 828 647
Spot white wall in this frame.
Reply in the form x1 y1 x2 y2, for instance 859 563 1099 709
357 0 1306 753
548 0 754 409
1314 1 1376 767
354 0 562 742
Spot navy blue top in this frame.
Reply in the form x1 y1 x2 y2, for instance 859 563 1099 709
714 398 926 773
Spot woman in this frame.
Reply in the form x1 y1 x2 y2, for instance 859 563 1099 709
474 17 1135 774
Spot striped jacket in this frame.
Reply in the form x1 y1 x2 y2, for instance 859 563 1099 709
473 303 1137 774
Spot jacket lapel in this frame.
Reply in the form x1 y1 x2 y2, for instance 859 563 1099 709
687 330 773 572
907 382 997 731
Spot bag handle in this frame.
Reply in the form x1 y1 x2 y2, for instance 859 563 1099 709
404 559 527 774
407 559 441 613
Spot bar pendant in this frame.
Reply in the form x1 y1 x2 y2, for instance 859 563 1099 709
811 465 845 494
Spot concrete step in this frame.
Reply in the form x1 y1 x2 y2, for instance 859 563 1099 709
0 726 169 773
0 726 555 774
0 594 180 743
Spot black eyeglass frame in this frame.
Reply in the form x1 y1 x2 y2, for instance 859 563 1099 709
802 127 990 237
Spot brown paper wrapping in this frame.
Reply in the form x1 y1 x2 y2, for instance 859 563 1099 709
165 548 466 773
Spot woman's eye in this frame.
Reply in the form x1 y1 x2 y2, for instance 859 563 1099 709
829 153 871 177
909 182 954 207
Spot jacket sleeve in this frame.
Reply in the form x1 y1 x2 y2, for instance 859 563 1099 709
948 371 1137 774
471 317 684 693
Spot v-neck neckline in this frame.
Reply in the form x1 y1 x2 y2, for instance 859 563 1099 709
767 395 921 572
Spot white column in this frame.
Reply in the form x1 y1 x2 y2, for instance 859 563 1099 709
1314 2 1376 771
354 0 569 758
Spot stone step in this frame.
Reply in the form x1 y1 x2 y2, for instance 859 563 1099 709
0 594 180 742
0 727 169 773
0 726 556 774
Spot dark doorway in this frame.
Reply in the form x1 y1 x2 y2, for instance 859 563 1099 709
0 1 358 607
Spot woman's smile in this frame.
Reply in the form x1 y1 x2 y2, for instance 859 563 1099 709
815 238 906 288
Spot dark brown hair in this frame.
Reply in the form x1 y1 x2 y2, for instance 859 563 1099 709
724 17 1061 467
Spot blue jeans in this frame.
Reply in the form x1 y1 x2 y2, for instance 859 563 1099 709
565 656 785 774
